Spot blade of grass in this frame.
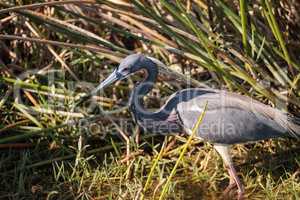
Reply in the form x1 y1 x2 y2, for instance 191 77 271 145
13 103 43 128
0 34 125 62
159 102 208 200
7 8 130 54
0 0 94 15
131 0 203 56
0 114 104 144
262 0 292 69
216 0 292 87
141 138 167 200
239 0 249 54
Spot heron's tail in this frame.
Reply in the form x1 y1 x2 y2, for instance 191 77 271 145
285 115 300 138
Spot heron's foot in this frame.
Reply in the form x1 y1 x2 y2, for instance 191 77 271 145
221 182 244 200
220 181 235 199
214 145 245 200
119 150 144 164
237 189 244 200
163 136 177 154
234 178 245 200
221 182 236 197
221 180 245 200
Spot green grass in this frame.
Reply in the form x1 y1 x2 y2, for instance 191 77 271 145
1 138 299 199
0 0 299 199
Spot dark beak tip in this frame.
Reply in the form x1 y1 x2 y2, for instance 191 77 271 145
74 94 92 107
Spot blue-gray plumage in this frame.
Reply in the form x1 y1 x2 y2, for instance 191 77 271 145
79 53 300 199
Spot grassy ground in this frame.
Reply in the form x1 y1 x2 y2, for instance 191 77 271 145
0 0 300 199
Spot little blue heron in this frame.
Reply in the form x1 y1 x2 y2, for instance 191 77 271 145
79 53 300 199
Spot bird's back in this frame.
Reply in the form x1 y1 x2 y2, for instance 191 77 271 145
173 88 294 144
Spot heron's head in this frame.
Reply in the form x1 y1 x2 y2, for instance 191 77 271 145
75 53 161 106
91 53 149 95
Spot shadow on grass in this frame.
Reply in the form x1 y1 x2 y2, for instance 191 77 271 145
240 139 300 181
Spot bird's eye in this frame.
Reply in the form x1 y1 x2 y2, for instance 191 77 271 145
123 67 129 71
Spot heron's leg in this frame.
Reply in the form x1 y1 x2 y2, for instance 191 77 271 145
222 172 236 195
120 126 144 164
214 144 244 200
134 126 141 146
163 136 177 154
119 130 130 165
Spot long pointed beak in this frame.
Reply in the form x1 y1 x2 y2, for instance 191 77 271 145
75 69 119 107
91 69 118 95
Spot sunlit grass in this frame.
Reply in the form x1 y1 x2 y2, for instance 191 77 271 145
1 138 299 199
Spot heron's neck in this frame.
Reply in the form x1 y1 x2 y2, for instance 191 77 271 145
129 58 182 134
129 61 158 120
